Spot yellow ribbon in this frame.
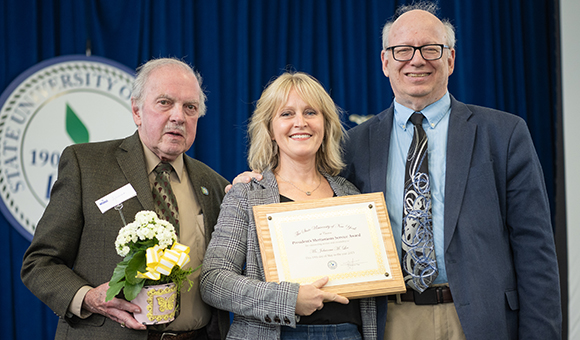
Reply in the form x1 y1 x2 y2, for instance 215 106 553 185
136 242 191 280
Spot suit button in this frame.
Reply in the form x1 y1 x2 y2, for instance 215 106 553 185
264 316 272 323
274 316 281 323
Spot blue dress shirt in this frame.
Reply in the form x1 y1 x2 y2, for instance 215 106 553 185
386 92 451 284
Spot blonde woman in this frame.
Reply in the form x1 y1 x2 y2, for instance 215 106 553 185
201 72 376 339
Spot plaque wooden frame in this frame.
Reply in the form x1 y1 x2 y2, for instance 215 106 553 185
252 192 406 299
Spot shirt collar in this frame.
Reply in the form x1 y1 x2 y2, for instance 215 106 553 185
394 92 451 131
141 142 184 182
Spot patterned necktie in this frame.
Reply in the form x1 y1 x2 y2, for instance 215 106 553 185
152 163 180 235
401 112 438 292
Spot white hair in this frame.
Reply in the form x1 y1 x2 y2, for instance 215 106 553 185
131 58 207 117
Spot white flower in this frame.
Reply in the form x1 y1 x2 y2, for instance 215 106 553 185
134 210 157 225
118 245 130 257
114 211 178 257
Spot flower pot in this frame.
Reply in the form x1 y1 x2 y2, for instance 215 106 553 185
132 282 178 325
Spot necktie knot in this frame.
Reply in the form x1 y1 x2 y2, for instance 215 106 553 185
154 162 173 175
410 112 425 126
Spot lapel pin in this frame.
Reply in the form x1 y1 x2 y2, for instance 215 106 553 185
201 186 209 196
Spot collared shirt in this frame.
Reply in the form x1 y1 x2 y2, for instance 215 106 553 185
142 144 211 331
386 92 451 284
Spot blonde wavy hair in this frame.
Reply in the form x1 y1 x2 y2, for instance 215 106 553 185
247 72 346 176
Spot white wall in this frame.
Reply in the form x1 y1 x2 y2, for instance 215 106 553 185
561 0 580 338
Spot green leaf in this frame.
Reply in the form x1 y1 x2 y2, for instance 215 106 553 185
125 251 146 285
106 280 125 301
65 103 89 144
109 260 129 284
168 266 195 292
106 255 133 301
127 238 158 254
123 280 146 301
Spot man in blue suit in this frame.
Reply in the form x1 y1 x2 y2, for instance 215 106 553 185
343 3 561 340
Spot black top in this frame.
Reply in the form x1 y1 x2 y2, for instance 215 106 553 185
279 194 362 327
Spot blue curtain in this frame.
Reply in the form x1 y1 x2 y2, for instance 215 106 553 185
0 0 560 339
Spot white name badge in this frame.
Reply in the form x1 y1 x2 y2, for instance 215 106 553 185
95 184 137 213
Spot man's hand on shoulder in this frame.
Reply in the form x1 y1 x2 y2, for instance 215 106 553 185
224 171 263 193
83 282 146 330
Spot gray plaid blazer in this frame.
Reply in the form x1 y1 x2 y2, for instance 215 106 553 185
201 169 377 339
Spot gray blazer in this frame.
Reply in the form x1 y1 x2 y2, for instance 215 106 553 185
21 132 230 340
201 170 377 340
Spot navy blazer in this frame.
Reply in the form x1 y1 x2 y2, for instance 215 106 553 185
343 95 561 340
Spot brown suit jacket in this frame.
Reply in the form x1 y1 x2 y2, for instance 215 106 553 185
21 132 230 340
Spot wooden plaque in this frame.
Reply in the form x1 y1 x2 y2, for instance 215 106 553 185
252 192 406 299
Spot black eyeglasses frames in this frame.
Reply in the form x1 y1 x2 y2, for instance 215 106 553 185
385 44 450 62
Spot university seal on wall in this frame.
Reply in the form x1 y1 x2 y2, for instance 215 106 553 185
0 55 137 241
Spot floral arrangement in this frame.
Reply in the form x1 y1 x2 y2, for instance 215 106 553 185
106 211 195 302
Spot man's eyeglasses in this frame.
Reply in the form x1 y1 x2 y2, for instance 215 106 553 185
385 44 450 62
